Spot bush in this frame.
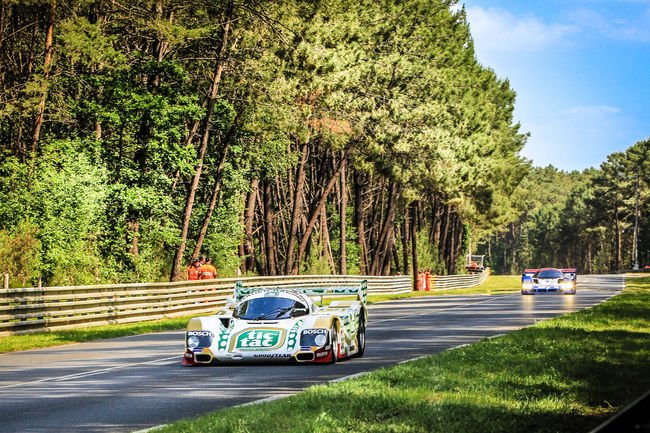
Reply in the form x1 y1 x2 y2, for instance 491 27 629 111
0 220 42 288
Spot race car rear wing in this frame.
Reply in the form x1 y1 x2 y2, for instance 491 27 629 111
233 280 368 304
560 268 577 281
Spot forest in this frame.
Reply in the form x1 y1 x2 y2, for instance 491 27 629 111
0 0 647 287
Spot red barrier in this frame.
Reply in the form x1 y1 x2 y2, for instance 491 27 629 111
416 271 426 291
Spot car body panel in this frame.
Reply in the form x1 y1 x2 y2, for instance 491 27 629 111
182 282 367 365
521 267 577 295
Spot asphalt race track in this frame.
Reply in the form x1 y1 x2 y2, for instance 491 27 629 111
0 274 625 433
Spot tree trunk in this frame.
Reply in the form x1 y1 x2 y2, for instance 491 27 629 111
410 202 419 289
285 140 309 274
510 223 516 274
433 197 442 246
391 243 399 274
170 4 233 281
339 153 348 274
152 0 170 87
274 174 289 268
243 178 260 274
614 207 622 271
321 207 336 274
371 182 400 275
0 1 5 84
354 170 368 274
191 119 238 259
31 0 56 157
263 180 277 275
439 204 451 272
128 220 139 257
292 148 350 274
401 217 409 275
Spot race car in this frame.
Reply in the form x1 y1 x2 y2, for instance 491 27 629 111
182 281 367 365
521 267 577 295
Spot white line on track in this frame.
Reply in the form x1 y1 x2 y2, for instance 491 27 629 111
0 355 179 390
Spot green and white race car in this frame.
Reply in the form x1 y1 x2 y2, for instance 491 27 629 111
182 281 367 365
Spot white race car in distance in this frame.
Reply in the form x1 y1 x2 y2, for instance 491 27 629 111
521 267 577 295
182 282 367 365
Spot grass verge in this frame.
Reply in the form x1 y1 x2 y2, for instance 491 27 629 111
155 276 650 433
0 316 190 353
0 275 519 354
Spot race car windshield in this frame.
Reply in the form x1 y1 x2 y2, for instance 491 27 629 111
233 297 308 320
536 269 563 279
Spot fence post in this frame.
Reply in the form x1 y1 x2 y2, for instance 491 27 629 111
3 273 8 289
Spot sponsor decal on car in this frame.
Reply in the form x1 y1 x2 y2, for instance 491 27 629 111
231 328 286 351
252 353 292 358
187 330 213 337
217 326 233 351
286 320 303 351
302 328 327 335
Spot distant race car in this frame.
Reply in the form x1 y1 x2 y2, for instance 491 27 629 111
182 282 367 365
521 267 577 295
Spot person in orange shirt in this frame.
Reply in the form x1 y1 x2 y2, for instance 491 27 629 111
187 258 201 280
199 257 218 279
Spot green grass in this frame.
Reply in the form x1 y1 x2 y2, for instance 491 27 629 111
154 276 650 433
0 316 190 353
0 275 519 353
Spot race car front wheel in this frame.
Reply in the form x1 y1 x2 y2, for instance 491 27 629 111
354 317 365 357
329 323 339 364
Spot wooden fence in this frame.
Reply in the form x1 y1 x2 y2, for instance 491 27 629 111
0 270 489 336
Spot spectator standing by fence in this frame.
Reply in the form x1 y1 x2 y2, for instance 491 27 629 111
187 258 201 280
200 257 218 279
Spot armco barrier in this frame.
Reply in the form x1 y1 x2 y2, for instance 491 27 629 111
0 270 489 336
431 268 490 290
0 275 410 336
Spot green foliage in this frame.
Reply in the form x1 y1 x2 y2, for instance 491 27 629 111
201 193 246 278
0 0 552 284
0 155 31 230
487 138 650 274
0 220 42 288
416 230 446 275
31 139 108 286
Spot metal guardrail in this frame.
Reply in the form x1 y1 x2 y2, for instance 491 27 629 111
0 270 489 335
0 275 410 335
431 269 490 290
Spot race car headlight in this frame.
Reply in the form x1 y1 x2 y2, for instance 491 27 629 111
187 336 200 349
300 329 328 347
561 281 574 290
186 330 213 349
522 282 533 290
314 334 327 347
